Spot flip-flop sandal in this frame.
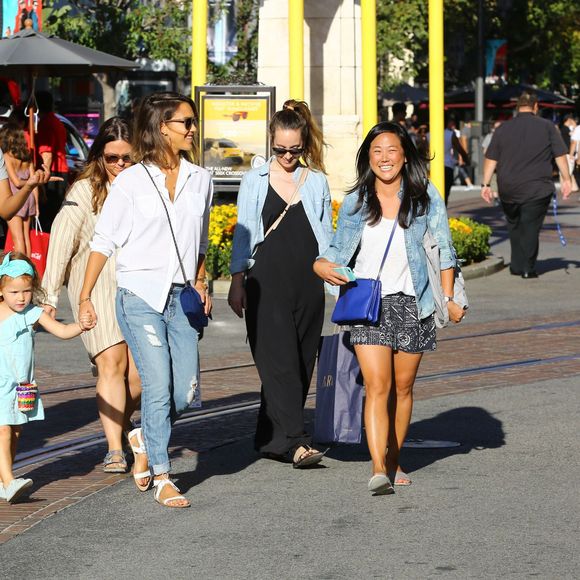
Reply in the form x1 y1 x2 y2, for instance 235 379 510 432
394 470 412 486
103 450 128 474
4 478 33 503
153 478 190 509
368 474 395 496
128 428 152 491
292 445 326 469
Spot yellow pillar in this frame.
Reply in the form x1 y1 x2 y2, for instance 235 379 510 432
361 0 378 135
288 0 304 100
428 0 445 197
191 0 207 93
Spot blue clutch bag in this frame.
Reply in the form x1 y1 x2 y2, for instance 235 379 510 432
330 216 398 326
180 283 209 331
331 278 382 325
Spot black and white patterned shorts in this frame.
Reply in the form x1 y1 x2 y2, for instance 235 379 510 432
350 293 436 353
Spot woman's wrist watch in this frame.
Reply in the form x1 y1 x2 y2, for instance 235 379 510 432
444 295 454 304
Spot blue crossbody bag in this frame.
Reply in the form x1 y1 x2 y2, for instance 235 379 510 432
331 218 398 325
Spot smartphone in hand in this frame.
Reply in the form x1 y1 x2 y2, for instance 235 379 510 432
333 266 356 282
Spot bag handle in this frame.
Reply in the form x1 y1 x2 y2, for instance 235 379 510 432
263 167 309 239
141 163 188 285
374 214 398 281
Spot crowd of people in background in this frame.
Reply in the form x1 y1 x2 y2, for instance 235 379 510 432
0 89 576 506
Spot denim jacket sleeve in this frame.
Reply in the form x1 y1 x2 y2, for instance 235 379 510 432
427 181 456 270
230 172 254 275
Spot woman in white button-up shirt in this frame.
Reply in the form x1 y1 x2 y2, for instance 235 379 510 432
79 93 213 509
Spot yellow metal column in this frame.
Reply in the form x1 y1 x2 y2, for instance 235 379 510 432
428 0 445 196
191 0 208 93
288 0 304 100
361 0 378 135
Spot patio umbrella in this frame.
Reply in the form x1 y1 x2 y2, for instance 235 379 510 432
0 28 138 77
444 83 575 109
381 83 428 104
0 28 138 151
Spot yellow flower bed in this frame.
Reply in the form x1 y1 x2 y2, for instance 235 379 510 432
206 204 237 280
449 217 473 235
205 201 490 279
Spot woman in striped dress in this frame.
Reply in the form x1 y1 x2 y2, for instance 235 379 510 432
42 117 141 473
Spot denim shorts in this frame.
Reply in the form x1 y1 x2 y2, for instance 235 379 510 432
350 293 436 353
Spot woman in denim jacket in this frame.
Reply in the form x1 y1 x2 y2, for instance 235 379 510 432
314 122 464 495
229 100 333 468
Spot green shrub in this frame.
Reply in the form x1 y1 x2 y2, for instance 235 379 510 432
449 217 491 265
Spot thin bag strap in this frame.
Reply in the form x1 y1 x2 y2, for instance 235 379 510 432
375 216 398 281
263 167 309 239
141 163 188 285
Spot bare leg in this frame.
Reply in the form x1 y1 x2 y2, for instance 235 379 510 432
354 344 393 475
22 217 31 257
0 425 17 486
7 216 26 255
124 346 141 428
386 351 423 477
94 343 130 468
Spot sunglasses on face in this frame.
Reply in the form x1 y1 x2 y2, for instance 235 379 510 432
104 154 133 165
272 146 304 157
165 117 196 131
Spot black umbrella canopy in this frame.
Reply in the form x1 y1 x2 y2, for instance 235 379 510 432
0 29 138 76
445 83 574 106
382 83 428 104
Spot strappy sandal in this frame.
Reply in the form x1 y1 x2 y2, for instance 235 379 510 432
292 445 326 469
103 450 128 474
393 470 412 486
127 428 152 492
153 478 190 509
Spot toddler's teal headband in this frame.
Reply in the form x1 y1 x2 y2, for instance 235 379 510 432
0 253 35 278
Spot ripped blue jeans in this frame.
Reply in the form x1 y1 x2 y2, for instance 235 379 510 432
116 286 200 475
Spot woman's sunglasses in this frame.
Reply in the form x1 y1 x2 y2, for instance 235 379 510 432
272 146 304 157
104 154 133 165
165 117 196 131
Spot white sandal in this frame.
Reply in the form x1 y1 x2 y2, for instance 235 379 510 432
127 428 152 492
153 478 190 508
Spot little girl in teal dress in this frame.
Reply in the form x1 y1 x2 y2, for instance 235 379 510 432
0 252 95 503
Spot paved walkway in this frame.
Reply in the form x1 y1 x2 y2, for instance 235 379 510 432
1 187 579 579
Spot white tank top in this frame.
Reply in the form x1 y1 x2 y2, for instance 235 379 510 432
353 218 415 297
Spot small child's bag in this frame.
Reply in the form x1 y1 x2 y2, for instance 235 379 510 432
16 382 38 412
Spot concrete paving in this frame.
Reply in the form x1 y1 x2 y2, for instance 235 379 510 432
1 186 579 579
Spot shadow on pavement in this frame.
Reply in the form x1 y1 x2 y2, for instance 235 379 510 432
536 257 580 274
323 406 505 476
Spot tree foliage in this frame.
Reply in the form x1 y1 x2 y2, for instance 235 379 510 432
377 0 580 91
44 0 190 76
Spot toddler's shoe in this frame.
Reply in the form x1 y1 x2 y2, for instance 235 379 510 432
4 478 33 503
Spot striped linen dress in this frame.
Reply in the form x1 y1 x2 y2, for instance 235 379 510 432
42 178 123 359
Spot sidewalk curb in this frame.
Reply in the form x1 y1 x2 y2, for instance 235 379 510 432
462 255 505 280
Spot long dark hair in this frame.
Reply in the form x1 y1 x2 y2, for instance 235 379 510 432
132 92 199 167
269 99 326 173
348 122 430 228
76 116 132 214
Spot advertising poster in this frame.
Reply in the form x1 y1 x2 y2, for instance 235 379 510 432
201 95 270 181
2 0 42 36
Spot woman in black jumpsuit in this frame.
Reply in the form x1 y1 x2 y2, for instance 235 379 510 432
228 100 334 468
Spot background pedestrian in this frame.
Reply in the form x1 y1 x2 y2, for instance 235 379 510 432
0 123 37 255
481 91 572 278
